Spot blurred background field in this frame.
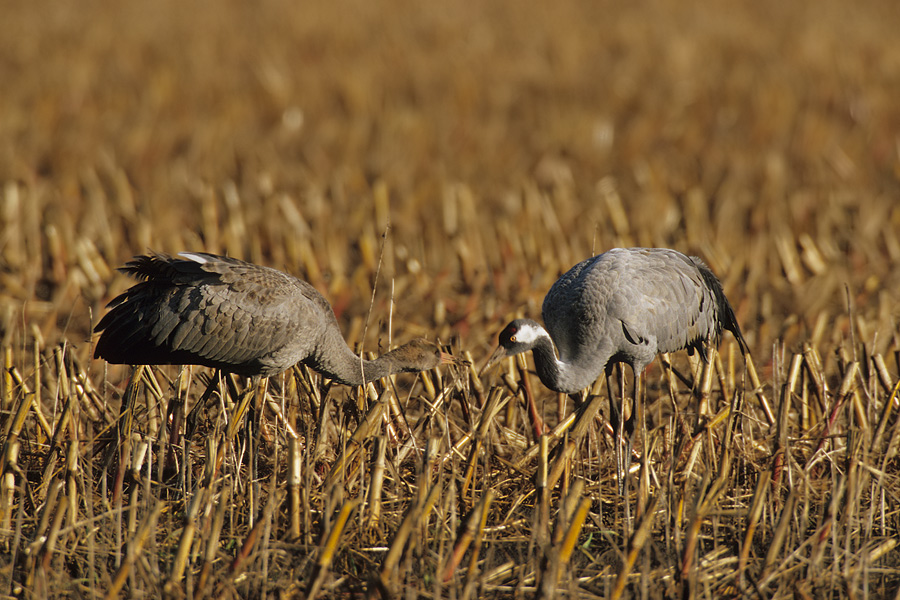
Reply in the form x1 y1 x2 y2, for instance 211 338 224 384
0 0 899 597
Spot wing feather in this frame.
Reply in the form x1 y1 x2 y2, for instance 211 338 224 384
540 248 737 373
94 253 333 376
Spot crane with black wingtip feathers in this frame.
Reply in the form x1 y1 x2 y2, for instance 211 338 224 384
94 251 456 433
485 247 748 493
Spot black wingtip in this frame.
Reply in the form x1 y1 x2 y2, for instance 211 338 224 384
694 258 750 357
118 251 175 281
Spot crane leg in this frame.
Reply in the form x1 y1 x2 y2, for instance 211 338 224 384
162 369 188 490
622 370 641 498
246 376 266 524
607 363 628 496
606 362 642 502
186 369 224 440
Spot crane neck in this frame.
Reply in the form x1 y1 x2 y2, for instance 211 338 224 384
529 331 601 394
306 328 413 386
308 345 388 386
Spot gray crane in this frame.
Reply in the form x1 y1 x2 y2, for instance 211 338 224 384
485 247 747 492
94 251 454 404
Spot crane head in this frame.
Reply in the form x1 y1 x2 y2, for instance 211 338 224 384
482 318 546 373
384 338 463 372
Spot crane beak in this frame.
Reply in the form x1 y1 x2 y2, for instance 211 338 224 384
439 350 463 366
479 345 509 377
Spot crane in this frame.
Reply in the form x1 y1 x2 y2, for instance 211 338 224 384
94 251 455 436
486 247 747 493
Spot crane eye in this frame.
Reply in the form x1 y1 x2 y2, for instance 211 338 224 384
510 335 517 342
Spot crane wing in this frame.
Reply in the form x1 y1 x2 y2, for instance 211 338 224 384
542 248 730 369
601 249 719 358
94 252 332 376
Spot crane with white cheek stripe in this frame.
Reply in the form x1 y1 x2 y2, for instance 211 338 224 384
485 247 748 494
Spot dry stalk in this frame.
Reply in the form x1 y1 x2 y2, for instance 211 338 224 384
323 395 387 489
745 353 775 425
195 486 231 600
105 503 163 599
462 387 505 501
871 378 900 454
538 479 590 598
288 436 304 540
680 397 738 591
230 487 285 583
738 469 770 585
441 488 495 583
365 435 387 532
381 480 444 588
612 495 660 600
760 489 799 587
167 488 206 590
2 347 12 412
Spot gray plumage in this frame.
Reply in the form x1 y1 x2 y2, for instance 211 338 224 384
94 251 451 384
487 247 747 393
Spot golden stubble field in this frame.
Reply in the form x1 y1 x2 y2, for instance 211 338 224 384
1 0 899 597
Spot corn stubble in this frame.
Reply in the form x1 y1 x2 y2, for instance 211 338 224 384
1 0 899 597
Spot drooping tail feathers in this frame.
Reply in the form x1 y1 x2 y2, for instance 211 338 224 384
693 257 749 356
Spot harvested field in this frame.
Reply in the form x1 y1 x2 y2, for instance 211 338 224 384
1 0 899 597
